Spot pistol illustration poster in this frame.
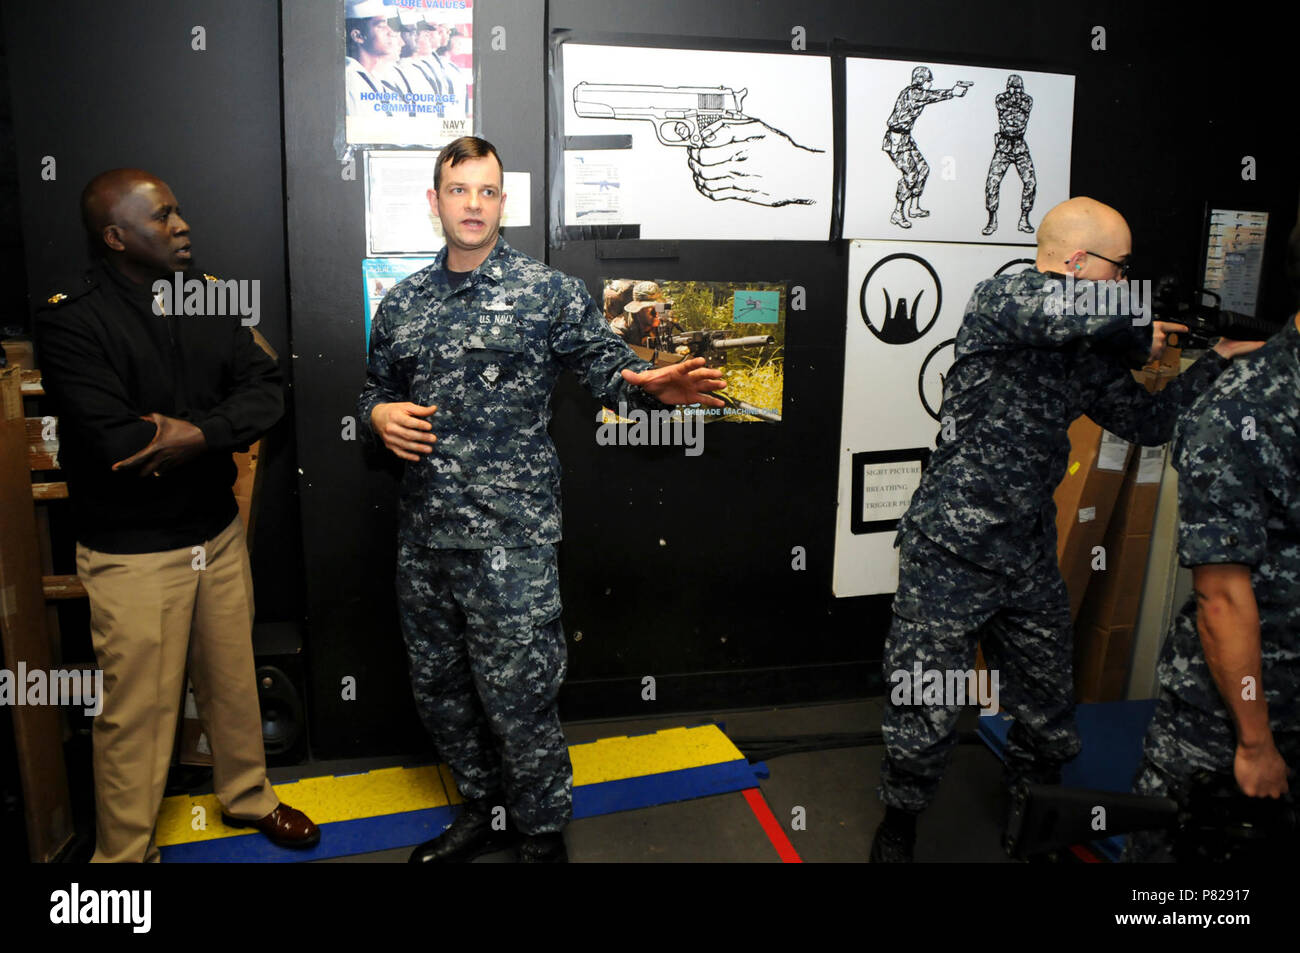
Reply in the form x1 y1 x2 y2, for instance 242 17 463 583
560 43 833 241
343 0 474 148
600 279 786 423
832 241 1036 597
843 58 1074 244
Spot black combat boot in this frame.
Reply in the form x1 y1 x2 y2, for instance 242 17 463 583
516 832 568 863
409 794 518 863
869 805 919 863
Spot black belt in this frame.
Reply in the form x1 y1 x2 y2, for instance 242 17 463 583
887 126 912 134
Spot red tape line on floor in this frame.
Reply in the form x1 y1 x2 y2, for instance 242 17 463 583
742 787 803 863
1069 844 1101 863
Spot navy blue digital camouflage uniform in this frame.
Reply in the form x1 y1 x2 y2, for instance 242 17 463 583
880 269 1231 812
1127 315 1300 861
357 236 667 834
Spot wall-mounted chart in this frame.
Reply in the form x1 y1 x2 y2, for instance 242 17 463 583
843 58 1074 244
833 241 1038 597
557 42 833 241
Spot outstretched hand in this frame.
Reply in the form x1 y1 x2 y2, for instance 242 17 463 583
622 357 727 407
687 118 822 207
112 413 207 477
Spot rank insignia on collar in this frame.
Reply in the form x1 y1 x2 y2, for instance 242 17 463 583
47 292 67 305
481 364 500 384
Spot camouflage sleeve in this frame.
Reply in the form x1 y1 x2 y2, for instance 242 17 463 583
1174 396 1268 568
1084 351 1228 446
976 278 1153 349
549 279 670 412
356 297 408 446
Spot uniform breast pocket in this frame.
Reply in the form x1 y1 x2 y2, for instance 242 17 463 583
463 325 525 384
465 312 553 388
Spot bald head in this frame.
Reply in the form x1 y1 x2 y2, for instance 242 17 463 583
79 168 192 282
81 168 166 240
1036 197 1131 278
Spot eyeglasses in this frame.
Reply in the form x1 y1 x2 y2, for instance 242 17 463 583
1086 250 1132 278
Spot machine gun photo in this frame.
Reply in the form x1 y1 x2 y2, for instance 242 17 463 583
1154 276 1282 350
1004 774 1298 862
668 329 776 364
668 330 780 423
573 82 749 147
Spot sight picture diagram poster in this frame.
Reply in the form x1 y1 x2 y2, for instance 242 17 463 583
843 58 1074 244
344 0 474 148
558 43 833 241
832 240 1037 598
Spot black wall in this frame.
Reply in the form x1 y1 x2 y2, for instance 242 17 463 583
2 1 302 623
6 1 1295 761
280 0 1296 758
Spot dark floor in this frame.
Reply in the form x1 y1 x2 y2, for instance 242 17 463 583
269 699 1016 863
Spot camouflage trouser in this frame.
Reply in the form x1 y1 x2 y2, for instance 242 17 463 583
396 541 573 834
882 130 928 202
879 526 1082 812
985 133 1036 213
1126 692 1299 862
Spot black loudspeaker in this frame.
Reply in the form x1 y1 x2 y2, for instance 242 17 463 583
252 622 310 767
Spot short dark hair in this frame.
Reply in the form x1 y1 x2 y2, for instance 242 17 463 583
345 17 378 58
434 136 503 191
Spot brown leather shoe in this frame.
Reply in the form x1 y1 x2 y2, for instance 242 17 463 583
223 804 320 849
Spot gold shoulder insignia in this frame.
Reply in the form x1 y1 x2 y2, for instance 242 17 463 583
47 292 68 305
203 273 218 282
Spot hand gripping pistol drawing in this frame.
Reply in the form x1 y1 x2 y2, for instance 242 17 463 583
573 82 749 147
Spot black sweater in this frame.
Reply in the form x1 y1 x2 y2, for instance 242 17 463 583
34 259 283 553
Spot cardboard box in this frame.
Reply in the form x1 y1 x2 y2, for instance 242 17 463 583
1074 621 1136 703
232 443 259 532
1073 443 1166 701
1053 416 1133 619
1070 345 1181 702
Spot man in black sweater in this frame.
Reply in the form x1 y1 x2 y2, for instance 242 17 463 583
35 168 318 862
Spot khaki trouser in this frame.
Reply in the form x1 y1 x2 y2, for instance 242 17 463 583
77 516 278 863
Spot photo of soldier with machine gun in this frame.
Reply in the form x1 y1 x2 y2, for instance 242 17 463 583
601 278 784 422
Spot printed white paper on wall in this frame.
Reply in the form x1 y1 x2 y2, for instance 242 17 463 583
844 58 1074 244
560 42 833 240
